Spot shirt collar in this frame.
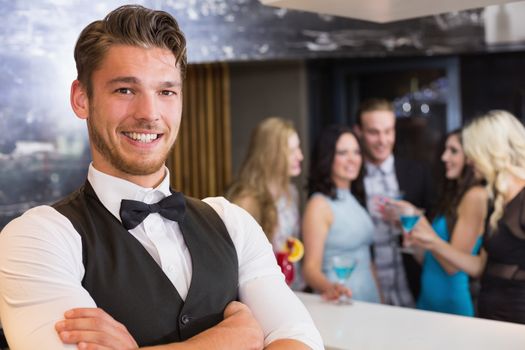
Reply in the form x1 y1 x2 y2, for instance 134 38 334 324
87 163 172 222
365 154 395 176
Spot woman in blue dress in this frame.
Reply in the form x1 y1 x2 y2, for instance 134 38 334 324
302 125 381 303
408 129 487 316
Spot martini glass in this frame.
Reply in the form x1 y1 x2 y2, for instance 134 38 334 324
331 255 357 304
398 206 424 234
397 205 425 254
397 206 424 253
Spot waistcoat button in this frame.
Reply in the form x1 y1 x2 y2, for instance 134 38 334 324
180 314 191 326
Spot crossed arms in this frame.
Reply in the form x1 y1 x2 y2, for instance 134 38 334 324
55 301 308 350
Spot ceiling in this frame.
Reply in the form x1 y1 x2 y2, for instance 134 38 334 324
259 0 521 23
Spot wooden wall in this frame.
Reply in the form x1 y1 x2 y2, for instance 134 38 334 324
167 63 232 198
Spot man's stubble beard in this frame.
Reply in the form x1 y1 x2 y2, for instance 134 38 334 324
365 140 394 165
87 106 173 176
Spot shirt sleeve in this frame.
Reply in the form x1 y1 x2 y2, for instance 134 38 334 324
0 206 97 350
203 197 324 350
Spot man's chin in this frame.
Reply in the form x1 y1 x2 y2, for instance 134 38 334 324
370 154 389 164
113 158 166 176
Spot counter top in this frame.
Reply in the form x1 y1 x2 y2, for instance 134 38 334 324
296 292 525 350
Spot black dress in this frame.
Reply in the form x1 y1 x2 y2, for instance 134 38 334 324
478 187 525 324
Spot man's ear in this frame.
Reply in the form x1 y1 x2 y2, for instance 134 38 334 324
70 80 89 120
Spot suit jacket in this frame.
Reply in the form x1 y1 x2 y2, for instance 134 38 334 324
395 157 435 299
395 157 435 215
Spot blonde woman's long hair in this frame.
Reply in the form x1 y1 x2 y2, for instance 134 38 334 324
463 110 525 230
227 117 297 240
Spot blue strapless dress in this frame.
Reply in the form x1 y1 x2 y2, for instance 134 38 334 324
416 216 482 316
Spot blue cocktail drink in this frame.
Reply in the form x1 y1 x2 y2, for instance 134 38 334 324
334 264 356 281
400 215 421 233
331 255 357 304
397 205 424 235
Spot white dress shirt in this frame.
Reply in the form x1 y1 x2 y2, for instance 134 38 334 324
0 164 323 350
363 155 414 307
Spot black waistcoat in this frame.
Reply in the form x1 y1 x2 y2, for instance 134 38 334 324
53 181 238 346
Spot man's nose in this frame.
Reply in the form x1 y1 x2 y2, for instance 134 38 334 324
377 134 385 145
134 93 160 121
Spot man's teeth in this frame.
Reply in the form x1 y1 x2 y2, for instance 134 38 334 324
124 132 159 143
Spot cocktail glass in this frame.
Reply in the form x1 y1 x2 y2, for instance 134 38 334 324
398 206 424 234
331 255 357 304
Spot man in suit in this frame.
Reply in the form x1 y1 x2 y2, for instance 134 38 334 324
0 5 322 350
354 98 434 307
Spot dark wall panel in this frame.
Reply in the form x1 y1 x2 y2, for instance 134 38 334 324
460 51 525 122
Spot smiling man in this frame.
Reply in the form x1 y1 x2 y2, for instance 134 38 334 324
354 98 434 307
0 5 322 350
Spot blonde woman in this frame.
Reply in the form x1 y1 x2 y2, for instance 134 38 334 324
411 110 525 324
228 117 304 254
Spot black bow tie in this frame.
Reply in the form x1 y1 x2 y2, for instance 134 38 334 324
119 192 186 230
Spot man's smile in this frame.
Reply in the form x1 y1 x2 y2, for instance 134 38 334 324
122 132 162 143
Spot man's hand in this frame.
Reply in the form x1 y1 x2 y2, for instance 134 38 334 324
167 301 263 350
206 301 265 350
55 308 138 350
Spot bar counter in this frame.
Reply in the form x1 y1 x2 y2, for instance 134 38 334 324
296 292 525 350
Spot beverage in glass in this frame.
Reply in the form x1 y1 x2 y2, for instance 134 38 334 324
398 206 424 234
331 255 357 304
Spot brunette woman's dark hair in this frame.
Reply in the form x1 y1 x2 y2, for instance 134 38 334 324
308 125 366 206
434 128 484 234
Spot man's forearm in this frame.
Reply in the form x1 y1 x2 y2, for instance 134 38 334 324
140 324 263 350
265 339 312 350
141 338 311 350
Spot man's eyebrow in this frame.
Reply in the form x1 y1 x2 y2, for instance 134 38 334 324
159 81 182 88
106 76 140 86
106 77 181 88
